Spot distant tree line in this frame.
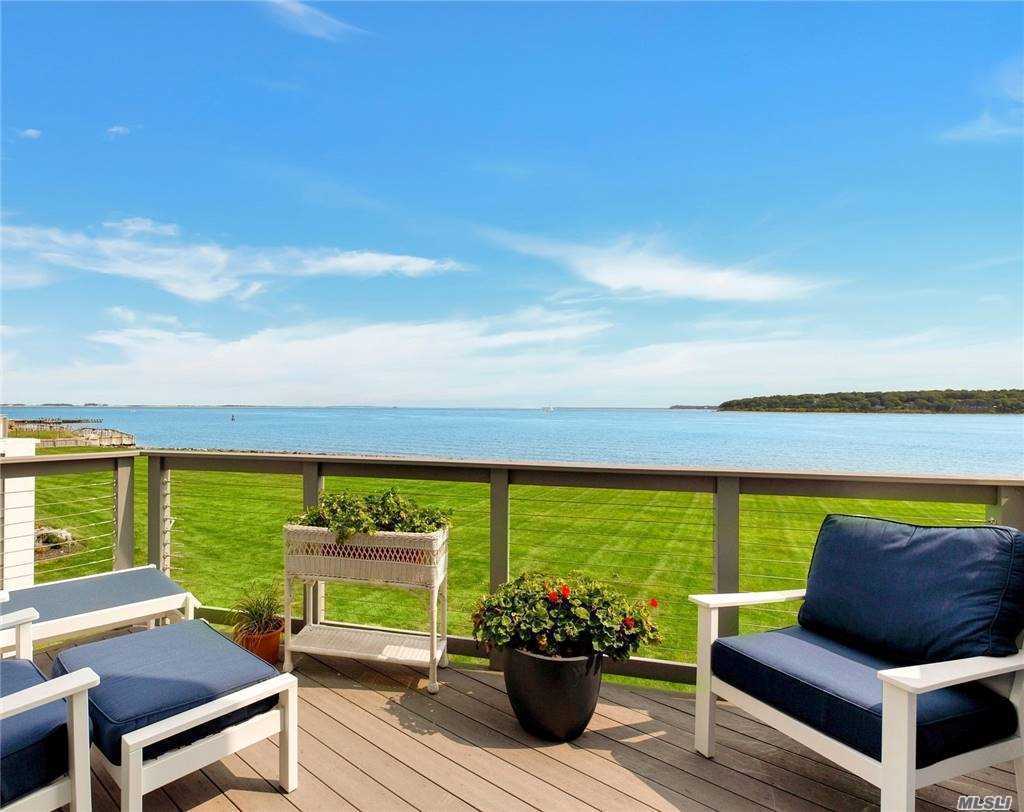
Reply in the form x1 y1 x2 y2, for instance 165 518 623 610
715 389 1024 414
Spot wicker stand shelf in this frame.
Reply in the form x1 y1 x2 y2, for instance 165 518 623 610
288 624 447 668
282 523 449 693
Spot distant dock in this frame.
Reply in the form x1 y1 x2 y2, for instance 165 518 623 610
4 417 136 448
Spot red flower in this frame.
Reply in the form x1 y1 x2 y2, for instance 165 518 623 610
560 584 571 598
548 590 560 603
623 616 636 629
648 598 659 608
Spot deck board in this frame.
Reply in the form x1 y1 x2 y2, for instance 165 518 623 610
36 637 1019 811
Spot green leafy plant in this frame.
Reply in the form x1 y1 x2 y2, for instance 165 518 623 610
232 580 283 639
472 571 661 660
290 492 375 541
290 488 451 542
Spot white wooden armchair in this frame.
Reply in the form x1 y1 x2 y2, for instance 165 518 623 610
691 515 1024 811
0 593 99 812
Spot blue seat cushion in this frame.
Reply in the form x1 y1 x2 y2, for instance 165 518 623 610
52 620 279 765
0 659 70 805
712 626 1017 768
4 566 186 626
798 514 1024 663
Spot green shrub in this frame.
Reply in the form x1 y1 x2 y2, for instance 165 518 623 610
290 488 451 542
232 580 283 638
472 571 661 661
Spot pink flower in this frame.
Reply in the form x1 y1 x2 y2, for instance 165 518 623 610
548 590 560 603
560 584 571 599
623 616 636 629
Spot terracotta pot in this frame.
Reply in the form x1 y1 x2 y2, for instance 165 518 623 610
235 622 284 665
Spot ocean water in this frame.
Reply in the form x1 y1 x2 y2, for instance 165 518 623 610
4 406 1022 476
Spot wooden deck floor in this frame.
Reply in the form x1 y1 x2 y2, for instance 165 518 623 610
35 644 1018 812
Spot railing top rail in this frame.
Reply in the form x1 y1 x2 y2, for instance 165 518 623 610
0 450 139 466
140 448 1024 488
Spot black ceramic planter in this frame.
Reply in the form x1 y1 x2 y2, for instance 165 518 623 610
503 648 603 742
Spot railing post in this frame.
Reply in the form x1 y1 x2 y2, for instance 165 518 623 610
147 455 170 574
714 476 740 637
114 457 135 570
0 462 5 588
988 486 1024 531
302 461 325 625
489 468 510 669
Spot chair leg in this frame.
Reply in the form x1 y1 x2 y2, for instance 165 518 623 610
694 685 716 758
880 683 917 811
879 775 915 811
427 585 439 694
121 747 143 812
67 690 91 812
279 679 299 792
694 605 717 758
283 577 294 673
439 577 449 669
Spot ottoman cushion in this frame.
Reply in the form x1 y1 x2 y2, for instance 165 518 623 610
0 659 71 805
53 620 278 765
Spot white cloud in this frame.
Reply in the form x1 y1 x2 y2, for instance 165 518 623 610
488 230 818 302
994 55 1024 104
102 217 179 237
1 220 465 302
692 316 811 339
941 111 1023 143
942 56 1024 143
106 306 181 327
3 311 1019 407
0 263 52 289
266 1 364 41
297 250 462 277
0 324 35 338
17 129 42 140
106 125 131 138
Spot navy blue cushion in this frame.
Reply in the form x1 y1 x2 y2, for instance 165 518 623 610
0 659 70 805
712 626 1017 768
798 514 1024 663
52 620 278 765
4 566 186 625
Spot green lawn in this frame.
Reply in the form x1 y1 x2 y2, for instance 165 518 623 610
32 447 987 666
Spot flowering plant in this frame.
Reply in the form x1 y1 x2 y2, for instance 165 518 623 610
472 571 660 660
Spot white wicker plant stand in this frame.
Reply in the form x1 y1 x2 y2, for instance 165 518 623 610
282 524 449 693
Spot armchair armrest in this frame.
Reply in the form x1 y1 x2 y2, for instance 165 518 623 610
0 606 39 658
121 673 295 751
0 667 100 720
689 589 806 609
0 607 40 631
878 652 1024 694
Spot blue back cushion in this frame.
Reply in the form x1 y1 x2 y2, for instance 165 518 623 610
798 514 1024 663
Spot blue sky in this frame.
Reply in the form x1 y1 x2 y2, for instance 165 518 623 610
2 1 1021 406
